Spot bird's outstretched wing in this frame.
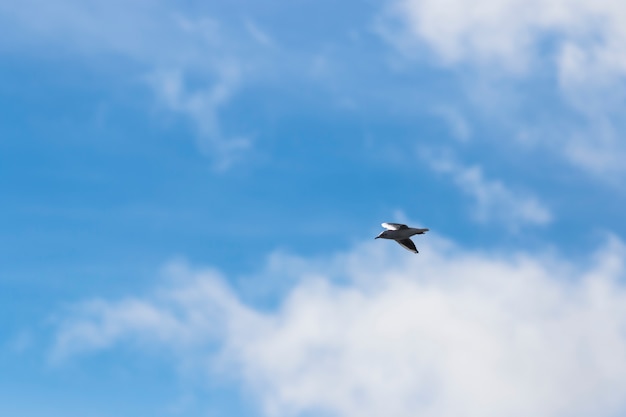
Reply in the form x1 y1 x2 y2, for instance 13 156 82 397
396 238 418 253
382 222 408 230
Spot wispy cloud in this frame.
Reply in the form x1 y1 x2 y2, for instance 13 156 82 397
52 234 626 417
52 265 245 360
431 106 472 142
0 0 256 168
147 68 251 170
244 19 275 48
425 152 552 227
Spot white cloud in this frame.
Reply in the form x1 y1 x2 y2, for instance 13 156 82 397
385 0 626 80
381 0 626 179
52 234 626 417
426 154 552 227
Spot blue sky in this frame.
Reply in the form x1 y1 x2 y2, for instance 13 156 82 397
2 1 626 416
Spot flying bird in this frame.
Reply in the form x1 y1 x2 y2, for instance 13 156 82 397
375 222 429 253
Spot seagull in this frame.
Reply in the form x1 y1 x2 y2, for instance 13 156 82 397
375 222 429 253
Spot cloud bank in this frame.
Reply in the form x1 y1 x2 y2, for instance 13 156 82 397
53 235 626 417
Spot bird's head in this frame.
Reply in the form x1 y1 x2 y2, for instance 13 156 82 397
375 230 390 239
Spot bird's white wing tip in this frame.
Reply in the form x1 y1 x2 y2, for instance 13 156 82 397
382 222 407 230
